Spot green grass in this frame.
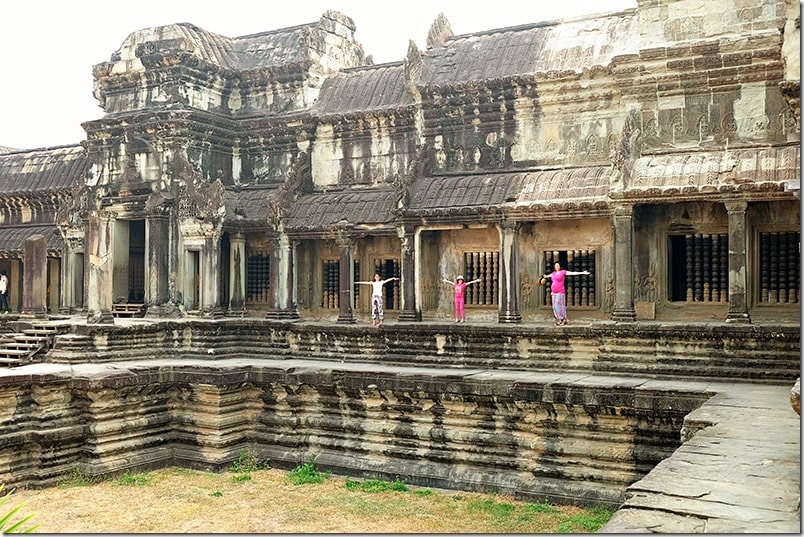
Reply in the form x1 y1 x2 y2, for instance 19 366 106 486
287 456 330 485
229 445 271 474
344 478 408 493
116 473 152 486
557 506 613 533
57 467 99 488
12 466 613 533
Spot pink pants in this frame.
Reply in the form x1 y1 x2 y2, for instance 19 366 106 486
454 297 465 319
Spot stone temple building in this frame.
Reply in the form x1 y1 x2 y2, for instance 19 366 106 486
0 3 800 522
0 0 799 326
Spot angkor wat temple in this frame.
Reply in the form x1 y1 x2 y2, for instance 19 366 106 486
0 0 799 524
0 0 798 324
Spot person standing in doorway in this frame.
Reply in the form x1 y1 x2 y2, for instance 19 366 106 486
356 274 399 327
543 262 590 326
0 270 8 314
443 275 481 323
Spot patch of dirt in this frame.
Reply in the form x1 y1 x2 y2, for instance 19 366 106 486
7 467 598 533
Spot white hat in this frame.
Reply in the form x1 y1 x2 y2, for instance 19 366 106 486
456 275 464 280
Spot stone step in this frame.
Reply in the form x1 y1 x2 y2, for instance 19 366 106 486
4 342 43 352
0 348 33 357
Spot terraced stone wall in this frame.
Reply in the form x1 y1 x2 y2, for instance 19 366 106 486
0 319 797 507
47 319 801 382
0 361 709 508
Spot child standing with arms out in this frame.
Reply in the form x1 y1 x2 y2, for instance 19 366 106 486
543 262 590 326
442 275 481 323
356 274 399 327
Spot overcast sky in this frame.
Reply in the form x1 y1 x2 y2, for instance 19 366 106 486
1 0 635 149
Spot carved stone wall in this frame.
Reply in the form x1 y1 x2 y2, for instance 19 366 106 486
0 360 707 508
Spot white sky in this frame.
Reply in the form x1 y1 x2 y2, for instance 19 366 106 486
1 0 635 149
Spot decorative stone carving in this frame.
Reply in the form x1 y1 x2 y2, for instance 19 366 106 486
426 13 453 50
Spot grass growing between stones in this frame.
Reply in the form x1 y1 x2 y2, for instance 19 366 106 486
9 461 613 533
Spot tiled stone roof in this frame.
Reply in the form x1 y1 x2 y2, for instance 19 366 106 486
224 188 275 222
314 63 413 116
0 145 84 194
0 225 62 257
408 167 611 216
109 11 362 75
420 11 638 85
285 188 396 232
110 22 311 72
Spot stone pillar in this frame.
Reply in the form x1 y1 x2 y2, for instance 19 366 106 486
725 200 751 323
112 219 131 305
611 204 637 322
146 208 170 313
22 234 48 318
47 257 60 314
202 231 223 317
336 234 356 324
398 224 420 321
498 220 522 323
229 232 246 316
60 236 84 314
266 233 299 319
86 211 115 324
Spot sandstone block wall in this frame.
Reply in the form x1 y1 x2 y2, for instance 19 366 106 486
0 360 710 508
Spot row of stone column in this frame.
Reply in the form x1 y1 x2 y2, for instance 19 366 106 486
77 200 753 324
251 201 753 325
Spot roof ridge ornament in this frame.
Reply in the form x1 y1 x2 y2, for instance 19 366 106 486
426 12 453 50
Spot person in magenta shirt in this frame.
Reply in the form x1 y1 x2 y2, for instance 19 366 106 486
442 275 482 323
542 262 590 326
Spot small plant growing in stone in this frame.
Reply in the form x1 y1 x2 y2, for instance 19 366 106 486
230 445 271 474
0 484 38 533
287 455 329 485
58 467 98 488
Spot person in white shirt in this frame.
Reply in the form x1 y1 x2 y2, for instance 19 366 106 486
356 274 399 327
0 270 8 314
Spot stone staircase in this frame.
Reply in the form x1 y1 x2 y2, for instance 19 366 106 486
0 322 66 366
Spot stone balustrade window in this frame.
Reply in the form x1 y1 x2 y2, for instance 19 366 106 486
462 251 499 306
668 234 728 303
759 231 800 304
246 250 270 303
322 259 339 309
321 260 360 309
541 249 597 307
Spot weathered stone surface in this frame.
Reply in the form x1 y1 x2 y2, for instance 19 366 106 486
601 384 800 533
0 358 708 508
39 318 802 383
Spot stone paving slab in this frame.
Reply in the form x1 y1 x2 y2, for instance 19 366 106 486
600 384 800 533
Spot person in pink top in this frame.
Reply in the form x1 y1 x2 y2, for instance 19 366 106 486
442 275 481 323
542 262 590 326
